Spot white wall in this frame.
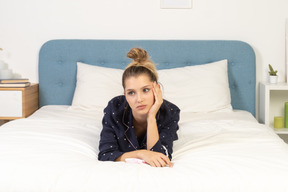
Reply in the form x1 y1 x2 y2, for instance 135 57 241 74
1 0 288 115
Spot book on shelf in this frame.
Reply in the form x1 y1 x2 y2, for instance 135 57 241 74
0 78 29 84
0 82 31 88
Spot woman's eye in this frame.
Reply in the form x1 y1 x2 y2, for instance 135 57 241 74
128 91 135 95
143 88 150 93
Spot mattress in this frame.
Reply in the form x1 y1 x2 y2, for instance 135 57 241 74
0 106 288 192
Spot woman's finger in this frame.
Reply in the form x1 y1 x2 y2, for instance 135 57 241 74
161 155 172 167
151 160 159 167
157 158 167 167
154 83 163 103
153 83 158 98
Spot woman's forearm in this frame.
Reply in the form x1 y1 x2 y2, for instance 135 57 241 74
115 150 141 161
146 116 159 150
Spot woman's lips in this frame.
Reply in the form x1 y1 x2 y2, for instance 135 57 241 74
136 105 146 110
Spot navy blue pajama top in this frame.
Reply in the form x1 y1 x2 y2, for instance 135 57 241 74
98 95 180 161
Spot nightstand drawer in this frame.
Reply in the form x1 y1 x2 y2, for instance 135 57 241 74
0 84 39 120
0 91 22 117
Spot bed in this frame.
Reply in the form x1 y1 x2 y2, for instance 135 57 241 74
1 40 288 192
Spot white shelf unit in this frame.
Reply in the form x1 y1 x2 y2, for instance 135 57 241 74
259 82 288 134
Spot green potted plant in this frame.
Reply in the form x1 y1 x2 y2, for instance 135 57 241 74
268 64 278 83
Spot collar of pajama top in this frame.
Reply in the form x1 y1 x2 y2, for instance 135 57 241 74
122 103 149 150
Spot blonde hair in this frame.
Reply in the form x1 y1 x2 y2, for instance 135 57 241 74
122 48 158 88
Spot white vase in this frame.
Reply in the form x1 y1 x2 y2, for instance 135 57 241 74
269 75 278 84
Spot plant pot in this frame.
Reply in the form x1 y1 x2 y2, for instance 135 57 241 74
269 75 278 84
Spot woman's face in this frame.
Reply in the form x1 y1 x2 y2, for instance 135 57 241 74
124 74 155 118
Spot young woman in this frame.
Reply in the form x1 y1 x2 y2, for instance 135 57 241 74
98 48 180 167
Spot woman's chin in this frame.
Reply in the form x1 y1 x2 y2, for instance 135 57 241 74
135 109 149 116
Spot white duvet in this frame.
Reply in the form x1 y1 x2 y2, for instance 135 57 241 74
1 106 288 192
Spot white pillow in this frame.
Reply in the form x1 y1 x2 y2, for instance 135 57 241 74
69 62 124 111
70 60 232 113
158 59 232 113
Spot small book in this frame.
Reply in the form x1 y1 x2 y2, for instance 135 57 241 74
0 79 29 84
0 82 31 88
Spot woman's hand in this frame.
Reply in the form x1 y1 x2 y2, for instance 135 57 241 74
138 150 172 167
116 150 172 167
148 82 163 118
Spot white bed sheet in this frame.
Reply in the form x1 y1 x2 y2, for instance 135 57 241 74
1 105 288 192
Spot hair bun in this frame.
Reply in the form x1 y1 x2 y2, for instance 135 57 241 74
127 48 148 63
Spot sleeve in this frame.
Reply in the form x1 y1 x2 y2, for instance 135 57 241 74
98 105 124 161
150 104 180 160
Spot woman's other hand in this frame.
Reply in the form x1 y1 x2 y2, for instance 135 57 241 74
138 150 172 167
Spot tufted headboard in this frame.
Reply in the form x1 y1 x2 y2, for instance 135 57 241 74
39 40 256 116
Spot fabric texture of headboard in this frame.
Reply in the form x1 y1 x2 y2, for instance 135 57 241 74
39 40 256 116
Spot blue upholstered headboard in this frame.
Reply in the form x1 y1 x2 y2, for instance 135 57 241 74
39 40 256 116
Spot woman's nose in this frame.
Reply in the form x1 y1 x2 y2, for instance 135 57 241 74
137 93 143 103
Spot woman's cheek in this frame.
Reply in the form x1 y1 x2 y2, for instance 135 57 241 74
126 96 134 108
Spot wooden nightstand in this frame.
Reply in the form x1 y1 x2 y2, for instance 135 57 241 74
0 84 39 124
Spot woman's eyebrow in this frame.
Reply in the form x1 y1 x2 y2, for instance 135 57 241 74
142 84 153 88
125 88 134 92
